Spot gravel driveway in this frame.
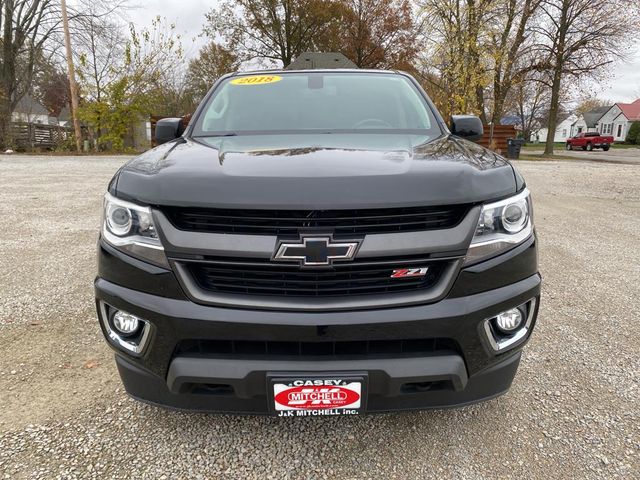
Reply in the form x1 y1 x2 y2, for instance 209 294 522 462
0 155 638 479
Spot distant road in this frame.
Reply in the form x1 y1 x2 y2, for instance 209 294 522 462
525 147 640 165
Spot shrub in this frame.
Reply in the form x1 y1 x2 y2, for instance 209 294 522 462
625 121 640 144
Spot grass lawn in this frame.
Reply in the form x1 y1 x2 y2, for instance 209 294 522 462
610 143 640 149
520 143 563 150
521 142 639 150
518 153 576 161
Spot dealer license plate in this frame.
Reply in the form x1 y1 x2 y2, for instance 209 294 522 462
270 376 365 417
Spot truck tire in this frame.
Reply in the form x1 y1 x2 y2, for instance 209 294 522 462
566 143 571 150
603 144 610 151
586 143 592 151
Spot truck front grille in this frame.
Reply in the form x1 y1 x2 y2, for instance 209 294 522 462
163 204 469 236
185 256 448 297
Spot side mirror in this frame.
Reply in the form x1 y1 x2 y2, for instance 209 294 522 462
155 118 185 145
450 115 483 142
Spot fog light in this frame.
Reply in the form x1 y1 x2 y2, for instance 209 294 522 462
483 299 536 352
495 308 524 334
112 311 140 336
99 302 151 356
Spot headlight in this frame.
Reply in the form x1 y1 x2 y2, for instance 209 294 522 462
465 189 533 265
102 193 169 268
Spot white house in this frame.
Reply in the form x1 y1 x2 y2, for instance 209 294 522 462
593 99 640 141
11 95 49 124
56 106 73 127
570 106 610 137
530 114 577 143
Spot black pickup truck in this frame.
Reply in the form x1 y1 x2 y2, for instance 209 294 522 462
96 69 540 416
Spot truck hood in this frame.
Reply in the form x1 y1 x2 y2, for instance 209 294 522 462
114 134 517 209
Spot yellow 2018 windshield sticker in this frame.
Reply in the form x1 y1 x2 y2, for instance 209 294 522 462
231 75 282 86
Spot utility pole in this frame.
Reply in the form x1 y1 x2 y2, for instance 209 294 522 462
61 0 82 153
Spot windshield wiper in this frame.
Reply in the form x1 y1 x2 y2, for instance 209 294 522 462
196 132 238 137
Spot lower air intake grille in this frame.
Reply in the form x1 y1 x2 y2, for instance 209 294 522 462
175 338 459 359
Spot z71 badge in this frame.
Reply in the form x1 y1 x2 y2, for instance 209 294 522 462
390 267 429 278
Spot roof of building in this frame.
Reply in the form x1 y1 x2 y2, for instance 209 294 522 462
558 114 577 125
13 94 48 115
285 52 358 70
580 106 611 128
58 106 71 120
500 115 521 126
616 98 640 121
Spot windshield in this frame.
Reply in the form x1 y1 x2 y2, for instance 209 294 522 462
192 72 441 136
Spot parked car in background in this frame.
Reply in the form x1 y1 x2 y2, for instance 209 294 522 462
566 132 613 151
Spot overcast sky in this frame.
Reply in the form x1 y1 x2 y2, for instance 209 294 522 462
124 0 640 103
126 0 211 54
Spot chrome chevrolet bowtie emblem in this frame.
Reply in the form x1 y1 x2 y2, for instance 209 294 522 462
273 236 361 266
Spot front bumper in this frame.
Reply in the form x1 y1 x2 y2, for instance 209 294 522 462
115 349 524 414
95 235 541 414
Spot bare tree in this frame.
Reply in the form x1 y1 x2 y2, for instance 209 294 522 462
513 71 551 141
486 0 541 124
533 0 640 155
0 0 133 147
73 14 124 104
0 0 60 147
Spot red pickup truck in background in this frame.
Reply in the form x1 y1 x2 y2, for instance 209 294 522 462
566 132 614 151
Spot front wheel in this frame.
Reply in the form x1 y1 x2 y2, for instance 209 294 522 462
603 144 610 151
566 143 572 150
586 143 593 151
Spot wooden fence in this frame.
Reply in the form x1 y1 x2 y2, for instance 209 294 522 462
477 125 517 154
9 122 81 150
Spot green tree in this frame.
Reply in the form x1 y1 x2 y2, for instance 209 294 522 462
626 122 640 145
418 0 496 120
79 76 150 150
78 17 184 150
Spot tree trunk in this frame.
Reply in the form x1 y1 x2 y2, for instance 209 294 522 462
0 100 12 150
544 0 570 156
476 84 487 123
61 0 83 153
491 82 504 126
544 67 563 156
1 0 14 148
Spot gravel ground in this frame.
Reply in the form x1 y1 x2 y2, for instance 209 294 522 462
0 154 638 479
